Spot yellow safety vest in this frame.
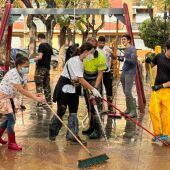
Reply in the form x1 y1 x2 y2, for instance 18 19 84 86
84 51 107 74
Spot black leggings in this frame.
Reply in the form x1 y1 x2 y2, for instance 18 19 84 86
57 91 79 117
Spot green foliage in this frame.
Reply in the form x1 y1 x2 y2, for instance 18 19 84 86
141 0 170 12
139 17 170 49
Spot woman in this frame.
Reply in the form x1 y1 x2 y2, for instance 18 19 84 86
49 42 101 144
0 56 45 151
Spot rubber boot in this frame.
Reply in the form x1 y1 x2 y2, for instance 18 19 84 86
89 115 102 139
49 115 62 141
127 98 137 118
66 113 87 145
0 128 7 145
8 133 22 151
123 120 136 139
124 97 130 114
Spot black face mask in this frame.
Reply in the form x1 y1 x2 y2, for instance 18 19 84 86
94 50 98 58
98 46 104 49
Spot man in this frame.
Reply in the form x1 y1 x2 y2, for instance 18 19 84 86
97 36 114 108
120 34 137 118
97 36 115 137
82 37 107 139
146 40 170 144
33 33 53 105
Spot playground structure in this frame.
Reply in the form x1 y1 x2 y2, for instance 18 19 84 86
0 2 145 113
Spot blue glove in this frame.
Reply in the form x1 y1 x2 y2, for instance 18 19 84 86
152 84 163 91
29 58 35 64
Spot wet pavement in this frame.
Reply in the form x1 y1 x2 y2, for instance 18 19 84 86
1 68 170 170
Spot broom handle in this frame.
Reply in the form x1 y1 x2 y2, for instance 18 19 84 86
46 103 92 156
149 64 163 134
102 98 169 147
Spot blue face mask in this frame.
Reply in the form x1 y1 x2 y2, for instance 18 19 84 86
20 67 29 74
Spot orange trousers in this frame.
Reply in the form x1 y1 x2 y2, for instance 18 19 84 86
149 88 170 138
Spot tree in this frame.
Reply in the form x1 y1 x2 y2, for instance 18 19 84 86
75 0 109 43
142 0 170 17
139 17 170 49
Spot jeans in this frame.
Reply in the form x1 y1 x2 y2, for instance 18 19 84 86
0 113 16 133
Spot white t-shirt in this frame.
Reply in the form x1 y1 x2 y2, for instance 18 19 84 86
61 56 83 93
0 68 27 97
97 46 112 70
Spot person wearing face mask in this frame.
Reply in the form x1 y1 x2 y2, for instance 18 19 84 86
97 36 115 138
0 56 46 151
82 37 107 139
49 42 101 144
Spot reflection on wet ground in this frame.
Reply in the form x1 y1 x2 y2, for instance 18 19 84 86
1 69 170 170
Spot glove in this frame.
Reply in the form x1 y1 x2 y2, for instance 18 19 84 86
152 84 164 91
29 58 35 64
118 56 124 62
91 88 101 98
145 57 152 64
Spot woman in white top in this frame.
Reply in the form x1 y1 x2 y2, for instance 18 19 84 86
49 42 101 144
0 56 45 151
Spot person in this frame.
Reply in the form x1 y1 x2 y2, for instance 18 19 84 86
49 42 101 144
31 33 53 106
0 56 45 151
82 37 107 139
97 36 114 137
145 40 170 145
97 36 113 104
120 34 137 118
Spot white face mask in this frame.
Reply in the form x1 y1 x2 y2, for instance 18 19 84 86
86 54 94 60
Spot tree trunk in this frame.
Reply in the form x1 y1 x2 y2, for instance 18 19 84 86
46 27 53 46
27 15 37 58
82 31 89 43
60 26 67 47
67 27 73 45
92 15 105 37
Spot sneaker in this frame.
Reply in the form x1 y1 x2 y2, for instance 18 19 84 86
89 130 101 139
152 135 168 142
67 136 87 146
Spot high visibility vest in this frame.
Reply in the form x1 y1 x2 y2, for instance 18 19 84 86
83 51 107 74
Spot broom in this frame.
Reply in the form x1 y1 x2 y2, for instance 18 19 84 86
46 103 109 168
90 96 110 146
101 98 170 148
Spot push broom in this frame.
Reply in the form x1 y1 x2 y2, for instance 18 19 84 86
46 103 109 168
102 98 170 148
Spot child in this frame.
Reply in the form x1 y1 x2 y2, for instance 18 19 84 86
0 56 46 151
